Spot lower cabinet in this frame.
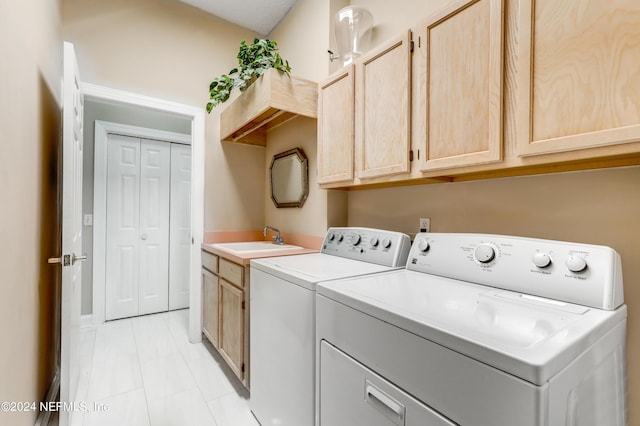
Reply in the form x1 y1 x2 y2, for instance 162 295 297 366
201 250 248 387
202 268 219 348
219 278 245 379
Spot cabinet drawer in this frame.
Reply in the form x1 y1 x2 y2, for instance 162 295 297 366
219 258 244 287
202 251 218 274
320 341 455 426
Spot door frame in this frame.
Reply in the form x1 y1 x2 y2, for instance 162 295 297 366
84 83 204 343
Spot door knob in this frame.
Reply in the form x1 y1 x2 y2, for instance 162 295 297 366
72 253 88 265
141 234 147 240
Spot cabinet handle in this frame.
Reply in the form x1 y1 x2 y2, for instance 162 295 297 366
365 381 405 425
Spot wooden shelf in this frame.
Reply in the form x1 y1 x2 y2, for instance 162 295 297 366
220 68 318 146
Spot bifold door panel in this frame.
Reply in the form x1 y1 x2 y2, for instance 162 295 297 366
105 135 190 320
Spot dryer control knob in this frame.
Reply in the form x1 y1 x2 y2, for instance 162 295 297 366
382 238 392 249
370 237 379 247
327 233 335 241
532 252 552 268
474 244 495 263
566 255 587 273
351 234 361 246
417 240 430 252
338 234 344 242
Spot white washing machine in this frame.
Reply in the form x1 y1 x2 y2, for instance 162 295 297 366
250 227 411 426
317 233 627 426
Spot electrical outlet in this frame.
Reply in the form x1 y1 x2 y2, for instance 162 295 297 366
419 217 431 232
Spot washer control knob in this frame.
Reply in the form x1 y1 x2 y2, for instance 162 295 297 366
532 252 552 268
382 238 392 249
351 234 361 246
417 239 430 252
566 255 587 273
474 244 495 263
337 234 344 242
327 233 335 242
370 237 379 247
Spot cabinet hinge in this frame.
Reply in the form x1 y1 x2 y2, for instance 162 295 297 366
417 149 420 160
242 301 245 310
241 363 245 372
418 36 421 48
409 150 414 161
410 40 415 53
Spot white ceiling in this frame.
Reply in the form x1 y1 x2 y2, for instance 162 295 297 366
178 0 298 35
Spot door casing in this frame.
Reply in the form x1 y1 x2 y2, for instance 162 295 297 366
85 83 205 344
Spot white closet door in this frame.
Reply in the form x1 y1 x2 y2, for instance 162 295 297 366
169 144 192 310
138 139 171 315
105 135 141 320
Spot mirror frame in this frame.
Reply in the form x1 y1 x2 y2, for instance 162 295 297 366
270 147 309 208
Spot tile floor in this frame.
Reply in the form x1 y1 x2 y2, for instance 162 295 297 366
70 309 259 426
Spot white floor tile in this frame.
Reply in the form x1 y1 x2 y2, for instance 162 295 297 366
83 388 150 426
87 352 144 402
139 354 198 401
77 309 251 426
147 388 217 426
92 319 137 363
170 328 212 362
187 353 236 402
207 392 259 426
164 309 189 334
133 314 181 361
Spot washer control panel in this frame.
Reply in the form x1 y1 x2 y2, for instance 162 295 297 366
322 227 411 268
408 233 623 310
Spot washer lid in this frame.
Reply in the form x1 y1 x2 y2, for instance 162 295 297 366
317 270 627 385
251 253 397 290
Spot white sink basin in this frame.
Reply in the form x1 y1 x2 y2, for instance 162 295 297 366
212 241 302 253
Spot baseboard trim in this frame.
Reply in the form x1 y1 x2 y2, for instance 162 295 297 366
34 369 59 426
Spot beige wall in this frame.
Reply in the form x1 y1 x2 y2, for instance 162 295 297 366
264 0 348 237
62 0 266 233
264 118 347 237
0 0 63 424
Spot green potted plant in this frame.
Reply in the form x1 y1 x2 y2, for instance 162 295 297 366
206 38 291 113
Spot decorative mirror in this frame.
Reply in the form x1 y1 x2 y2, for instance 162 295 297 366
270 147 309 208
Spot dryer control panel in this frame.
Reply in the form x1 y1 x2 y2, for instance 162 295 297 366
408 233 623 310
321 227 411 268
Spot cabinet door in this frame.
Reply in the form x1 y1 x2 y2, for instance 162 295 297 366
355 30 412 179
202 268 219 348
417 0 503 171
517 0 640 156
318 65 355 184
219 278 244 380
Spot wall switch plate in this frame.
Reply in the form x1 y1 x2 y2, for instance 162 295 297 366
419 217 431 232
83 214 93 226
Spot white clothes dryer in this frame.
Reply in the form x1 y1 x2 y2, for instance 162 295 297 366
250 227 411 426
317 233 627 426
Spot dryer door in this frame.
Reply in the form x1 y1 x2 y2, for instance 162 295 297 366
320 341 456 426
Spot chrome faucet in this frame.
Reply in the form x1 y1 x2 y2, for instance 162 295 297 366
264 226 284 245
